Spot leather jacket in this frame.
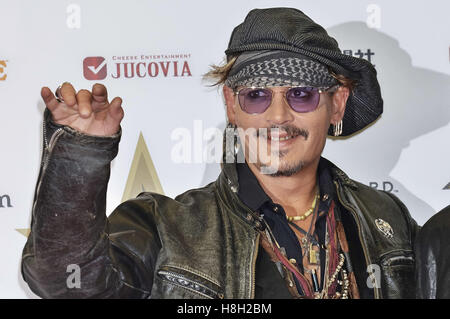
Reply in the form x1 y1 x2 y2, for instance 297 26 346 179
21 110 419 299
415 205 450 298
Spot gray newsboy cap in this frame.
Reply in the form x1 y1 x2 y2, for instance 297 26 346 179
225 7 383 137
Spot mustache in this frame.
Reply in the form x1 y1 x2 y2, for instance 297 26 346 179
255 125 309 140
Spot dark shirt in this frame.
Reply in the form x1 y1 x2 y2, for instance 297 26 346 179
237 158 335 297
236 157 374 298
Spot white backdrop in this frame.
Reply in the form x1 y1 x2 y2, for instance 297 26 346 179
0 0 449 298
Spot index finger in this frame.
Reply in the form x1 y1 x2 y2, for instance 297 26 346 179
60 82 77 106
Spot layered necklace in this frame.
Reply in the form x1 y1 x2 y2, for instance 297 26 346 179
286 190 320 222
260 188 351 299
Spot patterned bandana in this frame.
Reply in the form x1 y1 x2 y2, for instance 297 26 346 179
225 50 338 90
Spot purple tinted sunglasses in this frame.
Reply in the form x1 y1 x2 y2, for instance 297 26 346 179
234 85 339 114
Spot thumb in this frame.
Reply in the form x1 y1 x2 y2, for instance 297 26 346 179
41 87 59 112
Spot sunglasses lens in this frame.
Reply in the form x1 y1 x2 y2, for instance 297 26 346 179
238 88 272 114
286 87 320 113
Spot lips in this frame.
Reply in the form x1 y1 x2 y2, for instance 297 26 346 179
254 126 309 143
259 130 300 141
267 134 298 141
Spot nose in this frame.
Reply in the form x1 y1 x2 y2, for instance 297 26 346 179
265 90 295 126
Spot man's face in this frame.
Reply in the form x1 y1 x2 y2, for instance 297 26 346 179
224 85 348 176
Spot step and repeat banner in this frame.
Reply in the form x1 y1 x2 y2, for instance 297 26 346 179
0 0 449 298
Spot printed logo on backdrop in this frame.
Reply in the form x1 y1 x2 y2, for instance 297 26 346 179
343 49 375 66
82 54 192 80
444 182 450 190
0 60 7 81
83 57 107 80
0 193 12 208
369 181 398 193
122 132 164 202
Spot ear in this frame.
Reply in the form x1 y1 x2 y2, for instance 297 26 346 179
330 86 349 125
223 85 237 125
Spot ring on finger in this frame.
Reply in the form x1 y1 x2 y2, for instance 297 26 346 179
54 81 71 103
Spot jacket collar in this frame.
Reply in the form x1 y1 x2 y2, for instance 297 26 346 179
217 156 358 227
221 156 358 193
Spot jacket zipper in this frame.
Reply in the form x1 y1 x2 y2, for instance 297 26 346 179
43 128 64 169
210 184 264 298
334 181 381 299
250 232 260 299
157 269 224 299
381 255 414 267
32 128 64 215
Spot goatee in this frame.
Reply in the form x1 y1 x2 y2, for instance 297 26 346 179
258 159 305 177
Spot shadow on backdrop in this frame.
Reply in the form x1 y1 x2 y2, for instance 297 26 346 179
327 22 449 225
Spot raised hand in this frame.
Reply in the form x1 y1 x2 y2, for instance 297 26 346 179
41 82 124 136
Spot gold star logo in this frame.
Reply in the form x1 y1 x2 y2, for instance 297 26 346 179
121 132 164 202
16 228 30 237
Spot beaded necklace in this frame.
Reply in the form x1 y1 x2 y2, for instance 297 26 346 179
260 200 351 299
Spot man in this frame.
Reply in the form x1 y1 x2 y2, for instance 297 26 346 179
22 7 418 299
415 205 450 298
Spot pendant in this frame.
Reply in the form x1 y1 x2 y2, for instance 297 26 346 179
301 237 308 249
311 269 320 292
309 243 319 264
